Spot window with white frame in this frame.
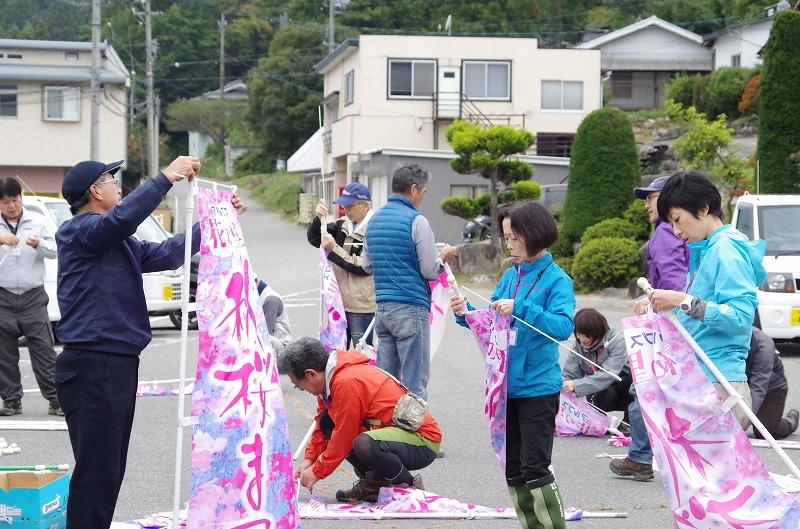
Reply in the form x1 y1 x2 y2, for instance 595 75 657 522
44 86 81 121
463 61 510 100
344 70 354 106
541 80 583 111
388 59 435 98
0 85 17 117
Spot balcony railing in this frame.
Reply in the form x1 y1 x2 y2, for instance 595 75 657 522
433 91 525 129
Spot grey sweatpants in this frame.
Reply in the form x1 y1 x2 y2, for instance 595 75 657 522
0 286 57 401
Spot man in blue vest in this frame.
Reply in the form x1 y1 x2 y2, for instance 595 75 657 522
363 164 456 401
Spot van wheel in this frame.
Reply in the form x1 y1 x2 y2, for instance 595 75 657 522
169 293 198 330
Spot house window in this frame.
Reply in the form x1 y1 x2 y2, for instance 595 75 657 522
731 54 741 67
388 59 435 98
611 72 633 99
450 184 488 199
6 53 22 60
463 61 510 100
0 86 17 117
541 80 584 111
344 70 354 106
536 133 575 157
43 86 81 121
65 51 79 61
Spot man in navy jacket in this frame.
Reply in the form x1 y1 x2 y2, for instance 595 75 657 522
54 156 246 528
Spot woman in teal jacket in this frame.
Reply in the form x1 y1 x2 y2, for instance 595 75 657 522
646 171 766 427
451 200 575 529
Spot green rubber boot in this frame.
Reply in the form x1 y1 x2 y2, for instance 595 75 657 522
528 476 566 529
508 483 542 529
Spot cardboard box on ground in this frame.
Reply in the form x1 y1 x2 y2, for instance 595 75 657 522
0 471 69 529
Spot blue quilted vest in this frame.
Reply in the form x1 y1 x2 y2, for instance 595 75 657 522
365 195 430 309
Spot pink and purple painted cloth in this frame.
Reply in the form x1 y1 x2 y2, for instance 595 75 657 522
555 392 611 437
189 186 298 529
319 248 348 352
624 312 800 528
464 309 509 470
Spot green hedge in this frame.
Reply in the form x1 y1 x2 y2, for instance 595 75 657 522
704 67 755 119
562 108 640 250
665 74 699 108
758 10 800 193
623 199 651 241
572 237 640 291
580 218 642 244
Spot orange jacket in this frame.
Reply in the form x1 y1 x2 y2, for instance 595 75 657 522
305 350 442 480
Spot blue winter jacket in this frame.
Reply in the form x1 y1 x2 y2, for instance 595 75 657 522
678 224 766 383
456 252 575 398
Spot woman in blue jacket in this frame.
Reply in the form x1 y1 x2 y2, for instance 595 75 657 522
451 200 575 529
645 171 765 427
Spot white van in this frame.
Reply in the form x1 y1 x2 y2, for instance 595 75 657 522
21 196 184 325
731 194 800 342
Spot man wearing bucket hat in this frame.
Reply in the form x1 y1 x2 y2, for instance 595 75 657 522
307 182 376 347
610 174 690 482
54 156 246 528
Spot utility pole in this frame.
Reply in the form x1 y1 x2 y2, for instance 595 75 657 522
328 0 335 52
90 0 101 159
144 0 158 177
218 13 227 98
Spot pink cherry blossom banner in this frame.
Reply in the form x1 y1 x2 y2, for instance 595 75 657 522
464 309 509 471
623 313 800 529
319 248 347 352
428 266 452 361
190 186 298 529
555 392 611 437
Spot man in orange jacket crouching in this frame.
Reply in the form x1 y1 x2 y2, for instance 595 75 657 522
278 337 442 503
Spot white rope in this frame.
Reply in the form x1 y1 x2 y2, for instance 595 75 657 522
456 284 622 382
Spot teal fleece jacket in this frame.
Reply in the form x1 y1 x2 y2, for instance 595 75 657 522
457 252 575 398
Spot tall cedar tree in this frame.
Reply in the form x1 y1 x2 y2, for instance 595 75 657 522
562 107 640 246
757 10 800 194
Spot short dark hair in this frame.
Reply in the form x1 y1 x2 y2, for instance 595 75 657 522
574 308 610 343
391 164 430 193
69 188 92 215
277 337 328 380
500 200 558 256
0 178 22 199
657 171 722 222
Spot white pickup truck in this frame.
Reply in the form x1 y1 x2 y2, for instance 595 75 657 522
732 193 800 342
21 196 185 328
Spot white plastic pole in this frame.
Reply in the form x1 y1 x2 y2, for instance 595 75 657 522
636 277 800 480
172 180 197 527
458 285 622 382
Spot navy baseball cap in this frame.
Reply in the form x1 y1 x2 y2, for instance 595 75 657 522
334 182 371 206
634 175 671 199
62 160 124 204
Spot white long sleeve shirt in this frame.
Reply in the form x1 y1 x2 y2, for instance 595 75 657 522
0 209 56 294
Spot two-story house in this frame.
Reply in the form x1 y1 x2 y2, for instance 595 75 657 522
307 34 601 242
575 16 712 110
0 39 129 194
703 1 799 70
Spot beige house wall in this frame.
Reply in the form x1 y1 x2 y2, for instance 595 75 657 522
320 35 600 185
0 45 128 192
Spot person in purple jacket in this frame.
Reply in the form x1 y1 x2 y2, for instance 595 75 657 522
610 174 690 481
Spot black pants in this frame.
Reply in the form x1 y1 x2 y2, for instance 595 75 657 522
588 371 633 419
0 286 57 401
506 393 560 487
754 388 795 440
319 410 436 483
55 348 139 529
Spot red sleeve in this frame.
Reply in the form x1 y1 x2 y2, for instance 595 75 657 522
303 398 328 463
311 379 368 480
